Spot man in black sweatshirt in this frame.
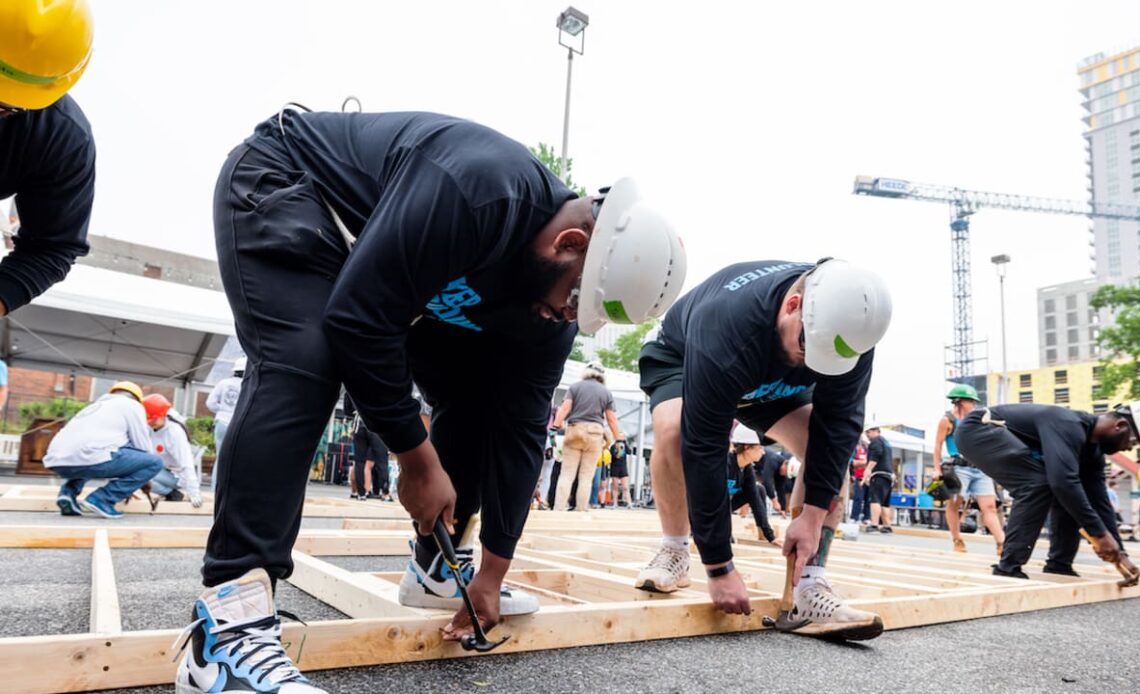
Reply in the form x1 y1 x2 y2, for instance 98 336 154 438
635 259 892 640
178 108 685 693
0 1 96 316
955 403 1139 580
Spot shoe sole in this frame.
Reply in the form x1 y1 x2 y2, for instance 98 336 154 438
56 498 82 516
634 577 691 593
788 615 885 641
78 499 123 519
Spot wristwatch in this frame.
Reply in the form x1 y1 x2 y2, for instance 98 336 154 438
706 561 735 578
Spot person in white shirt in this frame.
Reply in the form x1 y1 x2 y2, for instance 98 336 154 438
142 394 203 508
44 382 164 519
205 356 245 489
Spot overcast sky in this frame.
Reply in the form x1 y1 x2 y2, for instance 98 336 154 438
64 0 1140 431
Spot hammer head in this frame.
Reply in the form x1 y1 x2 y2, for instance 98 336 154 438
460 633 511 653
761 609 810 632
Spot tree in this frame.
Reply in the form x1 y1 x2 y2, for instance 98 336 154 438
596 321 658 374
1090 282 1140 399
568 337 587 362
530 143 587 197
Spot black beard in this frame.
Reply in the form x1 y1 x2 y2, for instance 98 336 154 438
1101 431 1132 455
511 250 573 304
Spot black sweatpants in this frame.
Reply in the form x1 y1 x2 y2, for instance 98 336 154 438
205 137 568 584
729 465 775 542
955 409 1121 572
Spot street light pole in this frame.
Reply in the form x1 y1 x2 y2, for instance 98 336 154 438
991 254 1010 403
556 7 589 181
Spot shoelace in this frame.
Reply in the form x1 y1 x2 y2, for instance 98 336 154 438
649 546 688 574
173 610 308 686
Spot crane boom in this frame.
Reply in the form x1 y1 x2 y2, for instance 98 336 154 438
852 175 1140 389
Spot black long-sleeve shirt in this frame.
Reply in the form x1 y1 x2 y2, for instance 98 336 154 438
252 111 577 454
658 261 875 564
986 404 1114 537
0 95 94 312
726 456 765 521
758 447 788 501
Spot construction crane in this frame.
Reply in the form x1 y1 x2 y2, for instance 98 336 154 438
853 175 1140 381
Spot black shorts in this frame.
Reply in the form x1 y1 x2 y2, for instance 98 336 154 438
868 474 893 506
610 458 629 478
639 340 814 442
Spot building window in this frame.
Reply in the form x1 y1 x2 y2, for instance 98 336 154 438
1069 345 1080 360
1089 309 1100 324
1019 374 1032 388
1044 299 1055 314
1046 333 1057 347
1065 294 1078 310
1090 327 1100 342
1055 370 1068 384
1093 403 1110 413
1046 349 1057 364
1054 387 1070 404
1108 220 1122 275
1093 365 1105 380
1067 328 1080 343
1019 391 1034 403
1045 315 1056 330
1066 312 1079 327
1092 383 1103 399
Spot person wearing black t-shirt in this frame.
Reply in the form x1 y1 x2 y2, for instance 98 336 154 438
0 2 96 318
181 108 686 692
635 259 892 640
956 403 1139 581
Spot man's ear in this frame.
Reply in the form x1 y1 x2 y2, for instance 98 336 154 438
552 228 590 255
784 292 802 315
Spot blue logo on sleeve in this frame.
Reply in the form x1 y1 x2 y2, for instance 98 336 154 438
426 277 483 332
741 378 807 403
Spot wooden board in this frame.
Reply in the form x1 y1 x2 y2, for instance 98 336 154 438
0 504 1136 692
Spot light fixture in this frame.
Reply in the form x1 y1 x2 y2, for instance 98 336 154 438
557 7 589 37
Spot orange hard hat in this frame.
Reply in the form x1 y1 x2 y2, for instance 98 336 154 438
142 393 172 423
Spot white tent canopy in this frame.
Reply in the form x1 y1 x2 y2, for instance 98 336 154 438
1 264 234 385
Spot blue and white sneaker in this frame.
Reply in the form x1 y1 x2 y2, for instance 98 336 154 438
56 491 85 517
78 495 123 519
174 568 324 693
396 540 539 615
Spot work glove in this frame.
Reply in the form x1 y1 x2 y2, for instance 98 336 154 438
189 493 203 509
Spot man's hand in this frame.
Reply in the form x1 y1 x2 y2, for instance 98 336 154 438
933 465 942 481
706 566 752 615
860 477 870 487
189 493 203 509
782 505 828 585
397 440 456 533
1091 532 1123 564
442 571 502 641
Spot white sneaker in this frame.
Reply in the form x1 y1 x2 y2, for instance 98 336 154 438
396 541 539 615
789 575 884 640
635 544 691 593
174 569 326 693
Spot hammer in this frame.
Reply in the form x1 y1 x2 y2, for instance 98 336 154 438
432 520 511 652
1079 529 1139 588
760 551 810 632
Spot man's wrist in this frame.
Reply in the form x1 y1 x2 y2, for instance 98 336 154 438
705 561 735 578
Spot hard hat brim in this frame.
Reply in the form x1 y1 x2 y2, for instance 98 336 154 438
577 178 641 335
804 333 859 376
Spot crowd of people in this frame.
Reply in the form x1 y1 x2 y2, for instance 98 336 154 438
6 2 1140 690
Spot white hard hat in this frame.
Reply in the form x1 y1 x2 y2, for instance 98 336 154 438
233 356 247 374
576 178 687 334
801 259 892 376
1115 402 1140 439
730 424 761 445
585 360 605 373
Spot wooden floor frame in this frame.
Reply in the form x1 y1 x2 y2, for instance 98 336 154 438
1 488 1138 692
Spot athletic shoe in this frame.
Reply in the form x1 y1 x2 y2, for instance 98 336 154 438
396 541 539 615
56 491 84 517
78 495 124 519
635 544 691 593
174 568 324 693
788 575 884 640
991 564 1029 579
879 526 894 534
953 538 967 553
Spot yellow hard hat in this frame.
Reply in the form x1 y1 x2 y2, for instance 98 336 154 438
0 0 94 110
108 381 143 402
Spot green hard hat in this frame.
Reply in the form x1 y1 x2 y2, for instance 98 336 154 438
946 384 980 401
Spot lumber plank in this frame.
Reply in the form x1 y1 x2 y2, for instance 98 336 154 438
89 529 122 635
286 551 425 618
